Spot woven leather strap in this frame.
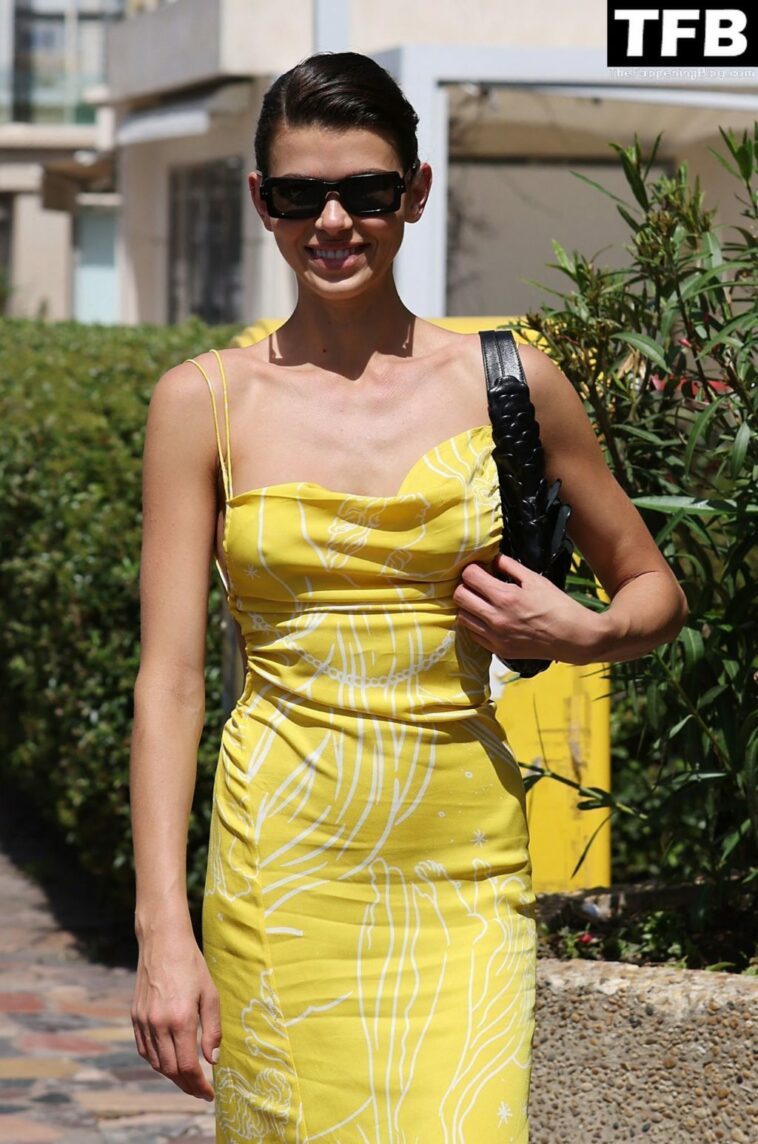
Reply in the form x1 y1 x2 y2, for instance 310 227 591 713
479 329 526 393
479 328 574 678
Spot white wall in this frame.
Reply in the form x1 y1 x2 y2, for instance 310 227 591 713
10 193 72 319
447 161 669 317
447 123 751 318
351 0 605 52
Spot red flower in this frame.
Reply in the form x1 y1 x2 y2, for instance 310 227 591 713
650 373 731 398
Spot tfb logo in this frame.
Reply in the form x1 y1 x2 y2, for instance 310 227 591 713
607 3 756 65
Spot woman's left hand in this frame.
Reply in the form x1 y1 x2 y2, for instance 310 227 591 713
453 553 603 666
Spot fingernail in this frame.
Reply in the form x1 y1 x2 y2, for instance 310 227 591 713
211 1047 220 1063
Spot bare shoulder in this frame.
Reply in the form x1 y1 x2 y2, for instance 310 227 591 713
517 341 577 404
147 354 219 430
436 328 567 415
144 355 223 488
514 341 597 456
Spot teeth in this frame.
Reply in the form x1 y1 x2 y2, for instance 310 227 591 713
312 247 361 259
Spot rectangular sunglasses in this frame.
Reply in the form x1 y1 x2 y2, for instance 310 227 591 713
259 163 419 219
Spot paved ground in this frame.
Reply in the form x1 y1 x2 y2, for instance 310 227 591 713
0 842 215 1144
0 800 755 1144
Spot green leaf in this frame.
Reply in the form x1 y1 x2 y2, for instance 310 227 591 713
616 205 641 232
721 817 751 861
551 239 575 277
611 143 650 211
699 311 758 356
633 496 756 517
668 714 694 737
735 140 754 182
679 628 705 671
569 813 614 879
683 394 731 476
611 332 669 371
570 169 633 206
700 231 723 269
617 425 672 446
729 421 752 481
706 146 739 179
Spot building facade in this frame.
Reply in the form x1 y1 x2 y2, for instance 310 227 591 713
4 0 756 324
0 0 122 320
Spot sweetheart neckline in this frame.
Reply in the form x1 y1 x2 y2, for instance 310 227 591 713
224 423 493 507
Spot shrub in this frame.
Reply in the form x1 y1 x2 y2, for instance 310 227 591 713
0 317 237 919
509 126 757 889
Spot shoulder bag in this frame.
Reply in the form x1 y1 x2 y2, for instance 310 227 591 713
479 329 574 678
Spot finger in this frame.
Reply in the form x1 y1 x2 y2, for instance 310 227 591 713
493 553 528 581
460 560 494 591
131 1014 150 1063
148 1020 179 1082
134 1014 162 1072
172 1024 215 1101
199 986 222 1066
459 617 497 652
455 583 501 623
457 606 488 632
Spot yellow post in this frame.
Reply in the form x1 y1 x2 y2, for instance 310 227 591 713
227 316 612 892
494 662 611 892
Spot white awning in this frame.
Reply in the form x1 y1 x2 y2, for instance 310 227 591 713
116 82 252 147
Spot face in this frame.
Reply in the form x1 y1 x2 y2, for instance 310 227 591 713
249 124 431 302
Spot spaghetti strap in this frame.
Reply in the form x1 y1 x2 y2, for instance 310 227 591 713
185 349 234 501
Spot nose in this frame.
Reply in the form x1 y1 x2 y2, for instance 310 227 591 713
315 191 353 231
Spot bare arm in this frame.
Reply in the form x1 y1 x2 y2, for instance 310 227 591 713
129 358 223 1099
454 340 688 664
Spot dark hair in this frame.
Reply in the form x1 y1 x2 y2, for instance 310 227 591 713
254 51 419 177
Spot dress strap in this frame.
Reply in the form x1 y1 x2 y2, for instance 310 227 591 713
184 348 234 501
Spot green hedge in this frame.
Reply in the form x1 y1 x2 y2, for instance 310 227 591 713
0 317 237 918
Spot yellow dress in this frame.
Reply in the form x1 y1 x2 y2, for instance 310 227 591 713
188 350 536 1144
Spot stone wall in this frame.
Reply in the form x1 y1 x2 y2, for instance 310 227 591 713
531 958 756 1143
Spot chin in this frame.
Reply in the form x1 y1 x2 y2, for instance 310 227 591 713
302 269 380 300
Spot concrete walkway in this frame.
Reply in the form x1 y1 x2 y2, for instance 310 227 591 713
0 843 215 1143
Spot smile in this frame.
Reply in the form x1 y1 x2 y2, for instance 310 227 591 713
307 246 368 261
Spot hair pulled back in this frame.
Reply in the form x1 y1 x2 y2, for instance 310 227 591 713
254 52 419 177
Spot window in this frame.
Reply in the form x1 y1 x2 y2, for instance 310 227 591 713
168 157 243 326
12 1 123 124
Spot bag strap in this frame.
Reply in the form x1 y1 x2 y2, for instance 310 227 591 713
479 329 527 393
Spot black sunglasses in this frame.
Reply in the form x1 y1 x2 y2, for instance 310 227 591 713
259 162 419 219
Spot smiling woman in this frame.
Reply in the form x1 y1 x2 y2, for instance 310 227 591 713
129 50 687 1144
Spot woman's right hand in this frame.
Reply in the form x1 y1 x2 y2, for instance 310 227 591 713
131 924 221 1101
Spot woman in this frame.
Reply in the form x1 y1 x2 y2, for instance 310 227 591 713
130 52 687 1143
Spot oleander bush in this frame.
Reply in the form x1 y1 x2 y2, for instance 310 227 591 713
0 318 236 920
508 125 757 915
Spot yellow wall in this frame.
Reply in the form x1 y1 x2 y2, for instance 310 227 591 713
228 316 612 892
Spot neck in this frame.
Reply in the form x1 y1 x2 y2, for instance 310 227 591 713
275 274 416 381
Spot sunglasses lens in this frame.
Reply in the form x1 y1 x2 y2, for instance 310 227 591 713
267 181 323 218
343 173 400 214
264 172 403 218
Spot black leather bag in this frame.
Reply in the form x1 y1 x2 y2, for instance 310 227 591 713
479 329 574 678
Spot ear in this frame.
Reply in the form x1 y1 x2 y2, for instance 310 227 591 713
405 161 432 224
248 171 273 233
